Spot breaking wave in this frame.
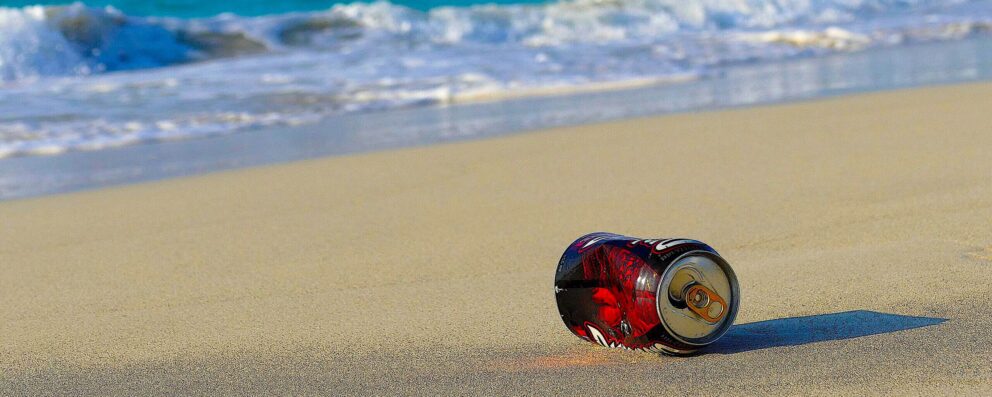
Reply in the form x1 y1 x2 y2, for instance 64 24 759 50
2 0 989 81
1 0 992 158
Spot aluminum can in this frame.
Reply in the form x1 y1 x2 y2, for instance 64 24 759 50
554 232 740 355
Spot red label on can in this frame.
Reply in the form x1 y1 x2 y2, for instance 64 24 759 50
554 233 718 354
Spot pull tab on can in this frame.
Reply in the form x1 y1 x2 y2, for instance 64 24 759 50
684 283 727 323
657 251 739 348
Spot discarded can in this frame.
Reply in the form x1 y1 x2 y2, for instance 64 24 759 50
554 232 739 355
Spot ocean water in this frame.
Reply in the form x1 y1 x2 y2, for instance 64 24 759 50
0 0 550 17
1 0 992 160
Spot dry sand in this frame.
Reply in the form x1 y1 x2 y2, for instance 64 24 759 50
2 83 991 395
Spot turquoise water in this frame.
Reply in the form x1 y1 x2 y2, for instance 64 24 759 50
0 0 548 16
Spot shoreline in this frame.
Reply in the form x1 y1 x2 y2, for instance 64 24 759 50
3 80 992 394
3 37 992 201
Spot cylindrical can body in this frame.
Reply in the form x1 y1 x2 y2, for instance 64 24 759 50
554 232 740 355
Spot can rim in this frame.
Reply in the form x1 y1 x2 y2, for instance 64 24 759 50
655 250 740 346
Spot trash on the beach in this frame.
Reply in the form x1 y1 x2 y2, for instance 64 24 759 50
554 233 740 355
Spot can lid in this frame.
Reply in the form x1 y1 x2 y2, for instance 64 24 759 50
656 251 739 346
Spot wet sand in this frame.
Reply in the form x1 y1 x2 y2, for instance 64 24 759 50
2 82 991 395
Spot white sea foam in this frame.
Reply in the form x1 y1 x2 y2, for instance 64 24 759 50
1 0 992 158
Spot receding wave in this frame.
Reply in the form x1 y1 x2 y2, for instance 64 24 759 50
1 0 992 157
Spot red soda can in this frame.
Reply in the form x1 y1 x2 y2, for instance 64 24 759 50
554 232 740 355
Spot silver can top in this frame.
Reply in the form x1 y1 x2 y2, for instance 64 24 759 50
656 251 739 346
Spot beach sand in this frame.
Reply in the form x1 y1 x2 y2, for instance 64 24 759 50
2 82 991 395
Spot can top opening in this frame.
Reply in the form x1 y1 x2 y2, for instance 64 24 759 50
656 251 739 346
